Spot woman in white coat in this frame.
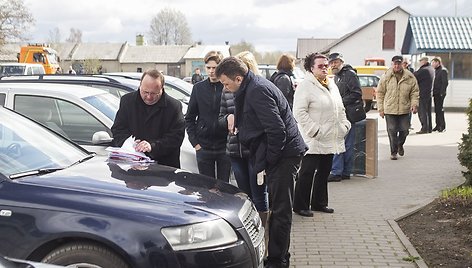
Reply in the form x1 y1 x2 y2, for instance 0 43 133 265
292 53 351 217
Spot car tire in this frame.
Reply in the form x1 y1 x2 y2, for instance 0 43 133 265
42 242 129 268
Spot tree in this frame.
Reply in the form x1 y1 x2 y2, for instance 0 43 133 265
0 0 34 49
47 27 62 45
66 28 82 43
149 8 192 45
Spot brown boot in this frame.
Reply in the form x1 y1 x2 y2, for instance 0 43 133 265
258 211 270 258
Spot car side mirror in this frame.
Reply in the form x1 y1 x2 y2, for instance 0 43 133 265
92 131 113 145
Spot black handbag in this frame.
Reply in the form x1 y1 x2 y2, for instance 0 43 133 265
345 100 366 123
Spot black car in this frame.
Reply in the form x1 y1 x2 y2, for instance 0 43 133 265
0 107 264 268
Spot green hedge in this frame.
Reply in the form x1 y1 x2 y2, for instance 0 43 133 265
458 99 472 186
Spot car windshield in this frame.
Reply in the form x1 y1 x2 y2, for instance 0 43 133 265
0 108 89 178
83 93 120 121
167 77 193 95
0 66 26 75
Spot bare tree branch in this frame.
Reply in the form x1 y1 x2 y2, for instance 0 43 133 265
149 8 192 45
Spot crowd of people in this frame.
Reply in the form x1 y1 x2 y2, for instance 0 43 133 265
110 50 449 268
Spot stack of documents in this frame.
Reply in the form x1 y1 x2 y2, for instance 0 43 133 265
106 136 154 163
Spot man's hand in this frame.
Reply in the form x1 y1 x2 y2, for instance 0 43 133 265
411 105 418 114
379 111 385 119
194 144 202 151
134 139 152 153
227 114 235 134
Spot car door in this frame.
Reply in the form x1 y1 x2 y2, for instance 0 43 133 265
13 95 110 145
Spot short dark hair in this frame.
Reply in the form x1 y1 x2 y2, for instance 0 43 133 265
141 69 165 87
431 57 442 64
204 50 224 64
304 53 327 73
215 57 248 80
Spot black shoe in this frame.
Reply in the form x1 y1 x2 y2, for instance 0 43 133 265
293 209 314 217
398 145 404 156
416 130 428 134
390 153 398 160
313 206 334 213
432 127 438 131
328 174 342 182
438 128 445 133
341 175 350 180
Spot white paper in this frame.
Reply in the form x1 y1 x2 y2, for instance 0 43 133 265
106 136 153 163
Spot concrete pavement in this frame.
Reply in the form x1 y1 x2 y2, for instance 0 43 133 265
289 111 468 268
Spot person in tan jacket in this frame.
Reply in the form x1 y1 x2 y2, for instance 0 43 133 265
376 55 419 160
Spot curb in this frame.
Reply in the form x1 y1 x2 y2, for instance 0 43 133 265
388 219 429 268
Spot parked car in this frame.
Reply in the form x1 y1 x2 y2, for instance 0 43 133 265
258 64 305 88
0 63 45 76
357 74 380 112
0 82 198 172
0 76 134 98
99 73 193 103
0 106 265 268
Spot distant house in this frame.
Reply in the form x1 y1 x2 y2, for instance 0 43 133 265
183 45 231 77
402 16 472 108
119 44 190 77
296 38 337 60
296 6 410 66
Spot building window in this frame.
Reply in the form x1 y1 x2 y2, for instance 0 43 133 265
451 53 472 80
382 20 395 50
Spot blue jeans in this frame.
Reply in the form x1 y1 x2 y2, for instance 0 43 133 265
196 148 231 182
385 114 410 154
331 122 357 177
230 157 268 212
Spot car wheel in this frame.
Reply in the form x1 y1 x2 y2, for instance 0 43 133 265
42 242 129 268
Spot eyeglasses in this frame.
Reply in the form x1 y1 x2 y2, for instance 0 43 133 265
316 64 329 69
140 88 161 97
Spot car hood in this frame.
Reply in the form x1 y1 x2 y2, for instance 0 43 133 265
15 157 247 227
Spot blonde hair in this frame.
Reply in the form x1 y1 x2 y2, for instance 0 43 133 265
235 51 260 76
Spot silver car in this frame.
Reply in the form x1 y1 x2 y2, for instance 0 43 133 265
0 82 198 172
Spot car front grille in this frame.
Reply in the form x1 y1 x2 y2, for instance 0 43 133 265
238 200 264 248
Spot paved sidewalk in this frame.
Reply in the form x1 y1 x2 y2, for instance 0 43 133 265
289 111 467 268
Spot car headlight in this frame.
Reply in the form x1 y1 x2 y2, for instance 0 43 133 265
161 218 238 251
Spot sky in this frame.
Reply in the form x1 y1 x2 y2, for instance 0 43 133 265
24 0 471 52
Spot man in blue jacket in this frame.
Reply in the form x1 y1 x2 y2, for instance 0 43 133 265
216 57 307 268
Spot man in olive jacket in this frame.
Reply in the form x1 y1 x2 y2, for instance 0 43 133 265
111 69 185 168
377 56 419 160
216 57 307 268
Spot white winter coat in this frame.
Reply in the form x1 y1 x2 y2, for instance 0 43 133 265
293 73 351 155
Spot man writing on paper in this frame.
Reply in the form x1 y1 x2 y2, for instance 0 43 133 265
111 69 185 168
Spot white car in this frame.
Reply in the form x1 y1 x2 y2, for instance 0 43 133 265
0 82 198 172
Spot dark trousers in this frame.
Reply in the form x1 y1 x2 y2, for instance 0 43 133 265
418 96 432 132
385 114 410 154
230 157 268 212
196 149 231 182
265 156 301 267
433 93 446 130
293 154 333 211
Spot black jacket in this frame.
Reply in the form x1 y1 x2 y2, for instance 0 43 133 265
270 69 295 109
334 65 363 122
111 91 185 168
218 91 250 158
185 78 228 150
414 63 434 98
433 65 448 96
234 71 307 173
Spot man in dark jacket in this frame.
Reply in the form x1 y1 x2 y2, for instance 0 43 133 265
216 57 307 268
431 57 449 132
111 69 185 168
327 52 364 182
414 56 435 134
185 51 231 182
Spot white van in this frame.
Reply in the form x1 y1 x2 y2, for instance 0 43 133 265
0 63 45 76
